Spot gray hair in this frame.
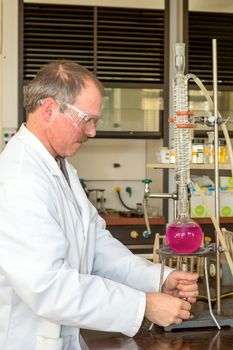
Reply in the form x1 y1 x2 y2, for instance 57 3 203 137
24 60 103 114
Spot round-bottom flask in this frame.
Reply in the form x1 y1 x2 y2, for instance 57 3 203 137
166 216 203 254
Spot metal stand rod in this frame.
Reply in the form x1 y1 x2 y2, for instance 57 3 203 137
147 192 178 222
148 193 177 200
212 38 221 316
159 259 165 292
204 257 221 329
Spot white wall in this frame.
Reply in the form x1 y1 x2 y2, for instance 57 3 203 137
1 0 18 131
69 139 146 181
68 138 163 213
0 0 2 149
24 0 164 9
189 0 233 13
24 0 233 12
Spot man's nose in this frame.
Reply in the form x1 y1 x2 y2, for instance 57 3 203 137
84 122 96 138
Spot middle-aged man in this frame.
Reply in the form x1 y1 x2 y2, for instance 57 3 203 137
0 60 198 350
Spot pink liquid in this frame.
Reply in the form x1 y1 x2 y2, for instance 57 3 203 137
166 221 203 254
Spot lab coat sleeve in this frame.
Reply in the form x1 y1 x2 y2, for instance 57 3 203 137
92 214 174 292
0 179 145 336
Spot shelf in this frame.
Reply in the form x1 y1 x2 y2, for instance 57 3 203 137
195 217 233 224
100 214 233 226
100 213 166 226
147 163 232 170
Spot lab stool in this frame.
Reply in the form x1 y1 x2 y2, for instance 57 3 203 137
157 247 221 330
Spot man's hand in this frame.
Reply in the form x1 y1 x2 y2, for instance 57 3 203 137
162 271 199 303
144 271 199 327
145 292 192 327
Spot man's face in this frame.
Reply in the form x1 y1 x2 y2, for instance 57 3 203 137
47 79 102 158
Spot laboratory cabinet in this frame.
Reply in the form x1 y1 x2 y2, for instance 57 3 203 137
101 214 166 257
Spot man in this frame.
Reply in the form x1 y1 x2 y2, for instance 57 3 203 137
0 61 198 350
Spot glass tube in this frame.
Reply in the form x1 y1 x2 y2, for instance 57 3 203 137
166 43 203 254
173 43 190 187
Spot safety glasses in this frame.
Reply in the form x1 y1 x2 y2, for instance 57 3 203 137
59 103 102 131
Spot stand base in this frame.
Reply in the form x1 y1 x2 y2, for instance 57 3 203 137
164 309 233 331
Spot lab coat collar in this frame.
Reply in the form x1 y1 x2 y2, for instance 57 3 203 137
17 124 77 204
17 125 90 241
17 124 64 177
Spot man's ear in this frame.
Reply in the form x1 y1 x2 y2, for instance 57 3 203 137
40 98 58 122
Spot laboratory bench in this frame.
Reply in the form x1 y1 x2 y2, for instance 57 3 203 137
81 327 233 349
87 214 233 348
100 213 166 256
82 300 233 349
81 270 233 349
100 213 233 255
101 213 233 227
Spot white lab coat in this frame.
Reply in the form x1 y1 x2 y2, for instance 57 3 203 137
0 124 172 350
